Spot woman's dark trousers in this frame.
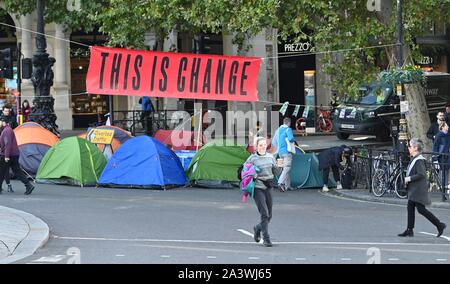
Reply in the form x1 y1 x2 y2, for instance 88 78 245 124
407 200 441 229
253 187 273 241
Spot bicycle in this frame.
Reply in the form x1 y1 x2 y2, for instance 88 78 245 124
426 159 449 202
371 157 407 199
318 107 333 132
295 106 333 133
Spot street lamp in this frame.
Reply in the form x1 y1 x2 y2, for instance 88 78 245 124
396 0 408 154
29 0 59 136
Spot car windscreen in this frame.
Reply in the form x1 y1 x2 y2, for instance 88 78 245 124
344 85 392 105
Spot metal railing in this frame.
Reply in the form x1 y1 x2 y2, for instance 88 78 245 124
352 146 450 202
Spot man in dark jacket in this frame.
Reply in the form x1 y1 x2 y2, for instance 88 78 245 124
318 145 350 192
0 117 35 195
0 105 18 129
427 112 445 141
398 138 446 238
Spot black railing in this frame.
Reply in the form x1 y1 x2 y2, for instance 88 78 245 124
352 146 450 202
111 109 196 136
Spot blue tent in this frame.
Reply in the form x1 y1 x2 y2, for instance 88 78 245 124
98 136 187 189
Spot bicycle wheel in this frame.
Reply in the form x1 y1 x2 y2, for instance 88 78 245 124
295 118 306 133
319 118 333 132
394 173 408 199
371 169 387 197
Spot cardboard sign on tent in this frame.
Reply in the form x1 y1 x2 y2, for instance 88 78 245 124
14 125 60 175
78 125 133 159
186 140 250 188
36 137 107 186
290 153 336 189
98 136 187 189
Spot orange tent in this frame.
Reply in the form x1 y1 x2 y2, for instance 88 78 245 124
14 126 60 147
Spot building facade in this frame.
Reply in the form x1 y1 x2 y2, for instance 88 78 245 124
1 6 337 132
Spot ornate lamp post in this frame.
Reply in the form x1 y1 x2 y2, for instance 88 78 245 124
396 0 408 153
29 0 59 136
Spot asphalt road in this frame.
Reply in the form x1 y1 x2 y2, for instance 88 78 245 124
0 181 449 264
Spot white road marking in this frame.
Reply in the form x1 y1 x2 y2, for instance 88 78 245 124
352 136 371 141
53 235 450 246
237 229 263 243
436 259 447 262
420 231 450 242
388 258 399 261
32 255 65 263
206 256 217 259
340 258 352 261
160 255 171 258
295 258 306 261
115 254 125 257
248 257 260 260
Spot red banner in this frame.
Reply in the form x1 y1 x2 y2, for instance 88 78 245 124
86 46 261 102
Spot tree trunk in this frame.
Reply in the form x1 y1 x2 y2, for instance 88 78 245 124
404 84 432 152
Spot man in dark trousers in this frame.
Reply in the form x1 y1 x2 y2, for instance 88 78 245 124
318 145 351 192
0 117 35 195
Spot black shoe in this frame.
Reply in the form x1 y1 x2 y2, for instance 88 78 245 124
7 184 13 193
24 184 35 195
0 187 3 194
398 228 414 237
279 184 286 192
437 223 446 238
253 226 261 243
263 239 272 247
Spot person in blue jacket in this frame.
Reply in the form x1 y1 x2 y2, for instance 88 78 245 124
273 117 296 192
139 96 155 136
432 123 450 189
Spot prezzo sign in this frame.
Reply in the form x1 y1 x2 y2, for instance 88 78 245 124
283 42 312 52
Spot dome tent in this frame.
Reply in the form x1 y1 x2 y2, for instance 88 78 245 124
186 140 250 188
14 124 60 175
36 137 107 186
98 136 187 189
290 153 337 189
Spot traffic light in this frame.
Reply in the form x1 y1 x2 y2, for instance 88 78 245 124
0 48 13 79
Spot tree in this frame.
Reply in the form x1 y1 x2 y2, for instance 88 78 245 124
272 0 450 150
1 0 106 32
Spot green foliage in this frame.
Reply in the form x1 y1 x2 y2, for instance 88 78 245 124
273 0 450 95
379 64 426 85
2 0 450 96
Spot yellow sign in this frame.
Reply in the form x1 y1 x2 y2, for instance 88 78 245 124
87 129 114 144
396 84 403 96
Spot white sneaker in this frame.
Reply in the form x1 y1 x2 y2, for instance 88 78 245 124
336 182 343 190
322 185 329 192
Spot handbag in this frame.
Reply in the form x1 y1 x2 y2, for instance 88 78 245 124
285 128 296 154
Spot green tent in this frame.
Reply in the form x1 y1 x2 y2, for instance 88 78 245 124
291 153 336 189
36 137 107 186
186 140 250 188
